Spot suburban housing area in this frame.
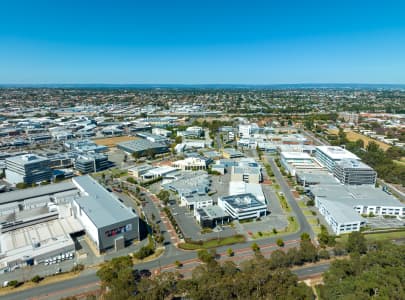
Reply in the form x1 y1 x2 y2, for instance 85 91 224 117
0 87 404 299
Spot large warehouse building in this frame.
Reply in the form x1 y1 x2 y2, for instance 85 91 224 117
117 139 168 157
72 176 139 251
0 175 139 273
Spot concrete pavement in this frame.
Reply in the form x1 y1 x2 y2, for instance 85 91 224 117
2 157 318 300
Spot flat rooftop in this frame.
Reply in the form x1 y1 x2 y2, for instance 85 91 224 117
6 154 49 165
72 175 137 228
336 159 374 170
118 139 167 152
296 170 339 185
229 181 265 203
182 194 212 204
316 146 359 160
198 206 228 219
0 181 77 205
310 184 405 208
221 193 266 210
145 166 177 175
128 164 153 172
0 216 81 268
223 148 244 157
320 199 365 224
233 166 261 175
162 172 210 195
281 152 312 160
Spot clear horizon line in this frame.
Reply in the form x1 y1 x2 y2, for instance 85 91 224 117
1 82 405 86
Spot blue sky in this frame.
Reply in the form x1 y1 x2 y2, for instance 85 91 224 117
1 0 405 84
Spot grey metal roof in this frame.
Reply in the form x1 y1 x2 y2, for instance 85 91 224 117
223 148 244 157
199 206 228 219
162 171 210 195
296 170 339 185
182 194 212 204
72 175 137 228
311 184 405 208
320 199 365 224
118 139 167 152
0 181 77 205
232 166 261 175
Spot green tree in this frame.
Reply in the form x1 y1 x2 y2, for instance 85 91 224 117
300 232 311 241
96 256 135 300
346 231 367 254
320 243 405 299
157 190 170 205
31 275 42 283
251 242 260 253
7 280 19 288
175 260 182 268
197 249 214 263
318 249 330 260
16 182 28 189
175 135 182 144
317 225 336 247
269 250 289 269
299 239 318 263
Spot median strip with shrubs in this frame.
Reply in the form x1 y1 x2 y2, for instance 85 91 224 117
178 235 246 250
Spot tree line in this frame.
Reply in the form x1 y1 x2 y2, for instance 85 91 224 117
331 128 405 185
93 231 404 300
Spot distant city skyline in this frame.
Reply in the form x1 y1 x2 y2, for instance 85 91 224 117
1 0 405 84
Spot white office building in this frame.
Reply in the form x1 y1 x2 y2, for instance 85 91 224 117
5 154 53 185
172 157 208 171
334 159 377 185
314 146 360 172
230 158 263 184
229 181 266 204
72 176 139 251
238 123 259 138
218 193 267 220
280 152 325 176
310 184 405 235
180 194 213 210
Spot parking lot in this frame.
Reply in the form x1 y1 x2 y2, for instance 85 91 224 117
170 204 237 241
239 214 289 234
367 216 405 229
210 167 232 202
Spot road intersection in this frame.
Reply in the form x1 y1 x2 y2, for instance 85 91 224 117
3 155 318 300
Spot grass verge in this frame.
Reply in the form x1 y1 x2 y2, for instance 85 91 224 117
178 235 246 250
278 195 292 213
132 247 164 264
336 229 405 245
252 216 299 239
0 271 81 296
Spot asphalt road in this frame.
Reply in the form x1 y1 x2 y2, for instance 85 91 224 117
2 157 317 300
266 156 315 239
215 132 223 150
2 242 331 300
301 129 328 146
